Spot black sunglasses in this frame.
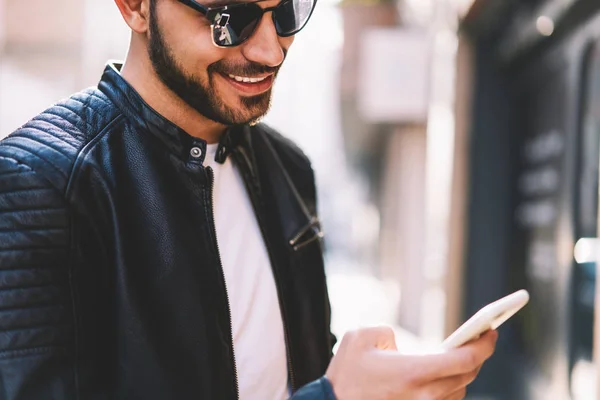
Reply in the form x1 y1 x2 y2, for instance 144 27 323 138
178 0 317 47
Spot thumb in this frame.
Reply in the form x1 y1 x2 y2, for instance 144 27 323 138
347 326 398 351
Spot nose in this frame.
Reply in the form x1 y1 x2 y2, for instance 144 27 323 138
241 12 286 68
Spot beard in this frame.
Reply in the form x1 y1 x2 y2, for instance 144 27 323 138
147 1 282 126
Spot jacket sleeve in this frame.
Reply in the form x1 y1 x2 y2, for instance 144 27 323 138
0 150 76 399
290 377 336 400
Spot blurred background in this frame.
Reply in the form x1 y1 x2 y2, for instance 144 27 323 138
2 0 600 398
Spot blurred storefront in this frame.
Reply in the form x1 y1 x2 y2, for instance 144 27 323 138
454 0 600 398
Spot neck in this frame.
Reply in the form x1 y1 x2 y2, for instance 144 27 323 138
120 44 225 144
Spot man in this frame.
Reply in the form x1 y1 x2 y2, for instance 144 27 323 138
0 0 496 398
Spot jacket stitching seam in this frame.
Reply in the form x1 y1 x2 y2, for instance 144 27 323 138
0 143 69 182
64 115 125 198
0 156 34 175
0 345 67 360
43 105 95 134
0 304 66 315
10 130 76 160
26 118 84 149
0 206 65 214
0 322 71 334
0 187 60 196
0 170 36 179
75 92 113 109
63 114 124 400
51 102 99 135
67 210 80 400
68 94 114 117
0 282 64 292
0 227 65 234
0 245 65 252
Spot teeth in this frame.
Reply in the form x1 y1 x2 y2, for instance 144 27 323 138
228 74 267 83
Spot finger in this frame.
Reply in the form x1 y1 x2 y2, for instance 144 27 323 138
462 327 497 346
419 369 478 399
442 365 481 400
442 387 467 400
460 329 498 350
408 330 497 380
343 326 398 351
447 329 497 372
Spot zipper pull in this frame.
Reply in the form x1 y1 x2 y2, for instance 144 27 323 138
289 218 324 251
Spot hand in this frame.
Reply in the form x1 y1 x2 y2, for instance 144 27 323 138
325 327 498 400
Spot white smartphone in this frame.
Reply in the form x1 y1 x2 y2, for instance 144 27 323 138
440 289 530 350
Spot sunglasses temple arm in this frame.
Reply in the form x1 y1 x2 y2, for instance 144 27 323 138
179 0 209 15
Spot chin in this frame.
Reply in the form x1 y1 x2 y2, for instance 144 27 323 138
247 115 266 126
228 113 266 126
225 105 270 126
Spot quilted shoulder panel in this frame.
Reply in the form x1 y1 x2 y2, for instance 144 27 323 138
0 154 72 354
0 87 122 358
0 88 122 195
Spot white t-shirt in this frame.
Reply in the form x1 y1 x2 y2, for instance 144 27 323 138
204 143 289 400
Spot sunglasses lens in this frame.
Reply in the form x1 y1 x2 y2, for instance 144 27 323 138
210 5 261 46
274 0 315 36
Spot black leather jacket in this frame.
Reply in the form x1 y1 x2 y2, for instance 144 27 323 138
0 63 335 399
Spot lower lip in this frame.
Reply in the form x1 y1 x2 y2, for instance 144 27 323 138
220 73 274 95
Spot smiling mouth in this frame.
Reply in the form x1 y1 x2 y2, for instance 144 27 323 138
227 73 269 83
219 72 274 95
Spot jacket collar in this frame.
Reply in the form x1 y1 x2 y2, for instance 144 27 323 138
98 62 321 251
97 62 239 163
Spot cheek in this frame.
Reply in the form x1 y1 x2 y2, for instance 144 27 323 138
279 35 294 50
174 31 215 74
159 8 224 78
178 36 224 78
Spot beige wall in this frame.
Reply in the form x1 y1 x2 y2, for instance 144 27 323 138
444 33 474 335
0 0 129 137
0 0 5 50
4 0 84 53
0 0 83 136
380 125 427 334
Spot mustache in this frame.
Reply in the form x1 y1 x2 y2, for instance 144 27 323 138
208 50 287 77
210 61 279 76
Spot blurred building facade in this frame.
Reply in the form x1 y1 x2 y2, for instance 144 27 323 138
455 0 600 398
335 0 600 397
337 0 468 345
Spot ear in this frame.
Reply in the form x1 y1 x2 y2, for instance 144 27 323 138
114 0 152 34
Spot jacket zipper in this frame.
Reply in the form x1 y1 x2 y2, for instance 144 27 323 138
233 147 298 393
288 217 324 251
206 166 240 400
